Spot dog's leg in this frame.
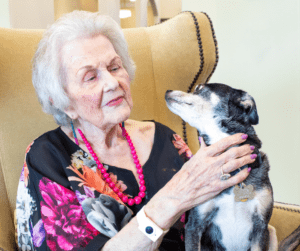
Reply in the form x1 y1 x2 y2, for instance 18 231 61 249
185 208 204 251
185 206 219 251
249 214 270 251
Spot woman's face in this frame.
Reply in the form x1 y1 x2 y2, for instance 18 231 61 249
62 34 132 130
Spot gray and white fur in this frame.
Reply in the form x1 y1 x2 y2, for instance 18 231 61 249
165 83 274 251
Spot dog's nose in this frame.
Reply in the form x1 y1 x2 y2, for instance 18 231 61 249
165 90 173 100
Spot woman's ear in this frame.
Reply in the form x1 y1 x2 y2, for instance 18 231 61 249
49 97 79 120
49 97 54 105
64 105 79 120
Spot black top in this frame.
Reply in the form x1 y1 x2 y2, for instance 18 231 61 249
16 121 189 250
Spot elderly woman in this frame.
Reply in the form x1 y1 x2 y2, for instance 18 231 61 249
16 11 256 251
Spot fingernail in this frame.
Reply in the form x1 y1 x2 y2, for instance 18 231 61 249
251 154 257 159
250 145 255 150
198 137 201 143
242 134 248 139
248 167 252 172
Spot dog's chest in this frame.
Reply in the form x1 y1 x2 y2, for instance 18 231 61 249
196 188 259 250
195 114 229 145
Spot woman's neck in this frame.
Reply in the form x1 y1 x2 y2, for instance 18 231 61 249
62 120 125 152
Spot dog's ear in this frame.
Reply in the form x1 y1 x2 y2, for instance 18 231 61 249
238 93 259 125
230 91 259 125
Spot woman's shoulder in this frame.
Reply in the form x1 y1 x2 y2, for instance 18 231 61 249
23 127 74 188
24 127 74 164
26 128 62 150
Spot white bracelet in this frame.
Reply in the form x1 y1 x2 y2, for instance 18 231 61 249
136 206 169 242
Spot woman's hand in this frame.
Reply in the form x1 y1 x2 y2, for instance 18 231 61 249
144 133 256 229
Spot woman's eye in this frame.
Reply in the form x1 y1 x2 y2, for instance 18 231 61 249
85 76 96 82
110 65 120 72
88 76 96 81
84 72 97 82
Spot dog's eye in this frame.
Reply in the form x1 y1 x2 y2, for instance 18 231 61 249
194 84 204 92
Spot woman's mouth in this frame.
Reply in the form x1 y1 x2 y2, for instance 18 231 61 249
106 96 124 107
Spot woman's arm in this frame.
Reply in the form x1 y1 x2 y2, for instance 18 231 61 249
101 216 166 251
102 133 256 250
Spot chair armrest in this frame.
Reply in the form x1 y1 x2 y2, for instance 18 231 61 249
0 208 15 251
270 201 300 251
0 164 16 251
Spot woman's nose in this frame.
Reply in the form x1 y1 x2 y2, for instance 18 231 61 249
102 71 119 92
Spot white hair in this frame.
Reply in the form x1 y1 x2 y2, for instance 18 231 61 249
32 11 136 127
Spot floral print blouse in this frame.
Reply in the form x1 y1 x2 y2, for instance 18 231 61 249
16 121 193 251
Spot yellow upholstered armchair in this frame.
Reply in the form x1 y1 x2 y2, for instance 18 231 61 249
0 11 299 250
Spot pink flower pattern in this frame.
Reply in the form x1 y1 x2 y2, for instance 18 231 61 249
39 177 99 250
172 134 193 158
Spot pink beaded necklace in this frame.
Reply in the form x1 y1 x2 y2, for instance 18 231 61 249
76 123 146 206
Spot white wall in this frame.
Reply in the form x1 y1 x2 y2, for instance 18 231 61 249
160 0 181 18
98 0 120 25
0 0 11 28
1 0 54 29
182 0 300 205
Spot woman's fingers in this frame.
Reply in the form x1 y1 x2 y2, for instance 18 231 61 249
204 133 248 157
222 167 250 189
221 152 256 174
215 144 255 168
211 167 250 195
189 167 250 208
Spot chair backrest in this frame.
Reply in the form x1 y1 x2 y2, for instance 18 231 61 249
0 11 218 215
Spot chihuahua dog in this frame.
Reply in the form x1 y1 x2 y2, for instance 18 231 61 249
165 83 274 251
